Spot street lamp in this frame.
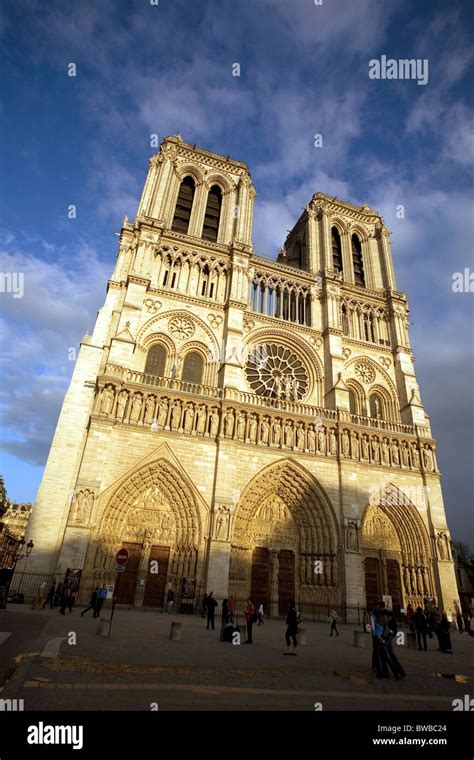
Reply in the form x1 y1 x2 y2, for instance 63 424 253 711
15 539 34 594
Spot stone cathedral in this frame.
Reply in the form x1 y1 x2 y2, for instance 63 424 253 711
22 135 459 619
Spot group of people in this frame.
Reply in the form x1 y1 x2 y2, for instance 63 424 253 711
407 602 453 654
370 601 407 680
80 585 108 618
29 581 108 618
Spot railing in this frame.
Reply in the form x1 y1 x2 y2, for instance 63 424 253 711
104 364 224 400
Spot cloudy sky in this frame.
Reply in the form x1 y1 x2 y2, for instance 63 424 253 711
1 0 473 544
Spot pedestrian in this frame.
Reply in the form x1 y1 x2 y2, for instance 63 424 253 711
228 596 234 623
201 592 208 618
413 606 428 651
284 599 298 655
54 582 62 607
31 583 46 610
384 610 407 680
81 588 99 617
456 610 464 633
42 581 56 610
370 602 389 679
205 591 218 630
406 602 415 633
437 612 453 653
166 588 174 614
257 602 264 625
94 585 108 618
244 598 255 643
329 609 339 637
222 598 229 626
59 583 73 615
0 585 6 609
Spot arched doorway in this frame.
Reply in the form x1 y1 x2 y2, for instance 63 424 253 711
361 484 433 614
230 459 340 616
83 456 204 609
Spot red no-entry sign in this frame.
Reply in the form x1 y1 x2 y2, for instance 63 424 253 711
115 549 129 566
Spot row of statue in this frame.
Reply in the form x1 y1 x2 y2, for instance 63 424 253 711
97 384 437 471
402 564 431 597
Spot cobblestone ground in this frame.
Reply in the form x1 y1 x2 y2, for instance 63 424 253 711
2 606 473 711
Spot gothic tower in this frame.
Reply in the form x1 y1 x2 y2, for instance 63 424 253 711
19 135 459 620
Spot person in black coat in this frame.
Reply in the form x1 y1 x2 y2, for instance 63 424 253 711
81 588 99 617
413 607 428 651
42 582 57 609
437 613 453 653
205 591 218 630
284 600 298 656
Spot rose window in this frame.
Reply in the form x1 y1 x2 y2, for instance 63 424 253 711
245 343 308 400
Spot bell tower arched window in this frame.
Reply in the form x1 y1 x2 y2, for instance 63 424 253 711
181 351 204 384
332 228 343 274
351 234 365 287
172 176 195 234
144 344 167 377
202 185 222 242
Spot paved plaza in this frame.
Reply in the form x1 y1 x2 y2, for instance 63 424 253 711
1 605 472 711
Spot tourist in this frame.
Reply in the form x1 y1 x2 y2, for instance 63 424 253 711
166 588 174 614
94 585 108 618
201 592 208 618
413 606 428 651
244 598 255 643
222 598 229 625
257 602 264 625
59 582 73 615
329 609 339 637
284 599 298 656
42 581 56 610
81 588 99 617
54 582 62 607
228 596 234 623
456 610 464 633
31 583 46 610
437 612 453 653
362 608 371 633
406 602 415 633
384 610 407 680
370 602 389 679
206 591 218 630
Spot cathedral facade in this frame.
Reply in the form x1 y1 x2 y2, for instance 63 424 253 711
21 135 459 619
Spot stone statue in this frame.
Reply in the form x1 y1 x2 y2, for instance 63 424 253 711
362 435 369 460
374 396 381 418
249 415 258 443
371 437 380 463
283 375 293 399
274 375 282 399
130 394 142 423
273 419 281 446
437 532 449 560
210 408 220 436
116 390 128 421
381 438 390 465
261 418 270 445
350 431 359 459
411 444 420 468
401 441 410 467
391 441 400 466
342 429 350 457
158 399 169 427
171 400 182 430
215 507 230 540
423 446 434 471
346 521 359 551
144 396 155 425
318 426 326 454
196 405 207 434
284 422 294 448
329 429 337 455
237 412 246 440
224 409 235 437
296 424 305 450
184 404 195 433
100 385 114 415
307 425 316 453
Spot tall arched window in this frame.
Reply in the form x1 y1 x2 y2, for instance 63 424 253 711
332 228 343 273
351 234 365 287
144 344 167 377
202 185 222 242
181 351 204 384
369 393 383 420
341 304 349 335
349 390 357 415
172 176 195 234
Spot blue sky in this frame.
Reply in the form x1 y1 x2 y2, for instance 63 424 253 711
0 0 473 544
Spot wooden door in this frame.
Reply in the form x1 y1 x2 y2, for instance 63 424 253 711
250 548 270 611
386 559 402 616
117 542 141 604
364 557 380 612
143 545 170 608
278 550 295 616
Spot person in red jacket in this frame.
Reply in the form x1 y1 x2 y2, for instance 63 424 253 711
244 598 255 644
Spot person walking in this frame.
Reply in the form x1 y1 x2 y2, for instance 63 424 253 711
42 581 56 610
201 592 208 619
257 603 264 625
59 583 73 615
244 598 255 643
413 606 428 651
384 610 407 680
222 598 229 626
54 582 62 607
370 602 389 679
284 599 298 655
81 588 99 617
206 591 218 630
437 612 453 653
31 583 46 610
94 585 108 618
329 609 339 637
